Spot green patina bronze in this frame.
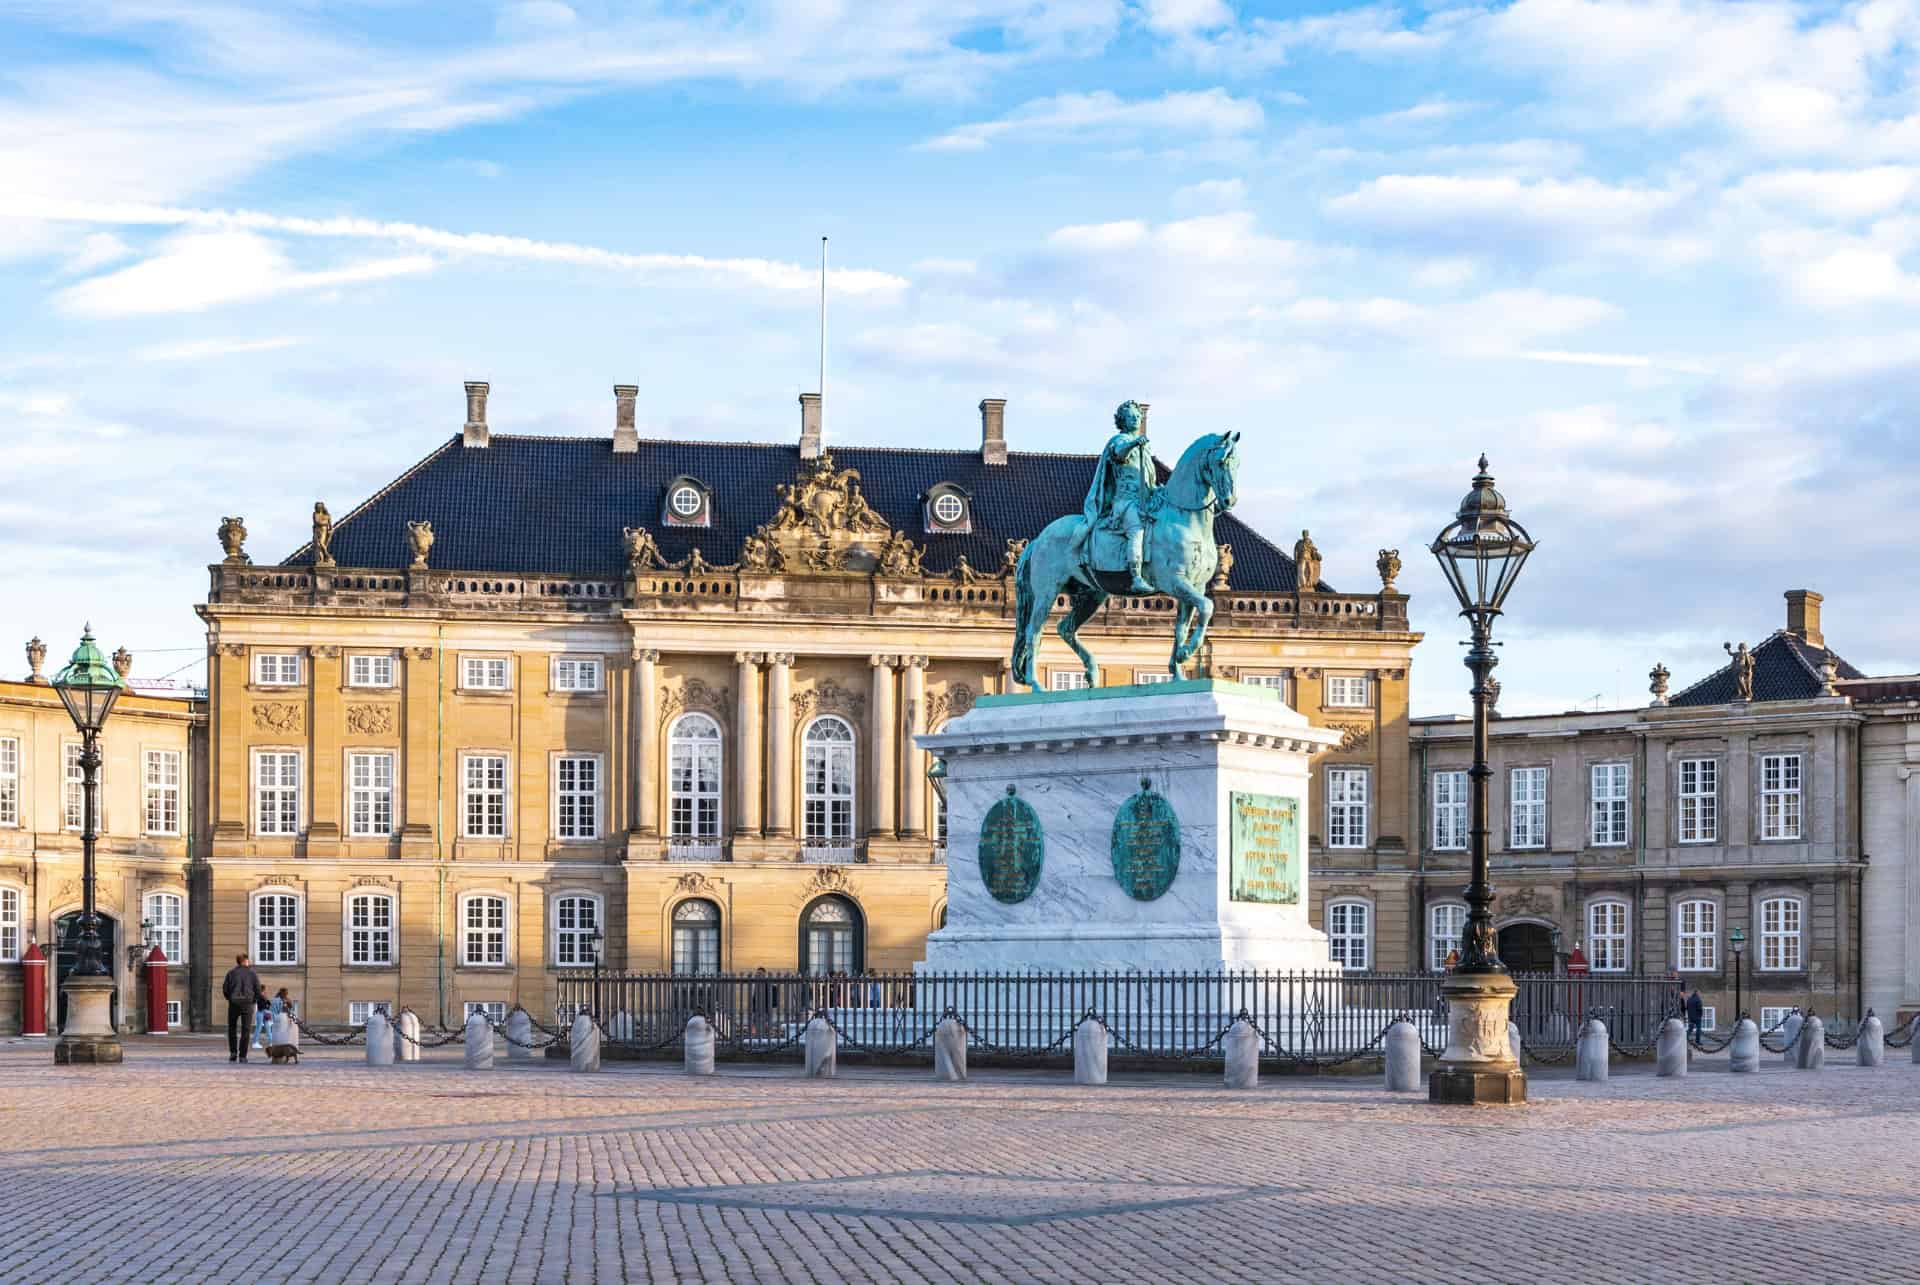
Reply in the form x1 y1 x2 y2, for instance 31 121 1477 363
978 785 1044 904
1228 791 1303 905
1110 778 1181 901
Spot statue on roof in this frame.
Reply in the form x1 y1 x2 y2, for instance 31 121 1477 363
622 525 661 573
1723 641 1755 702
311 502 335 567
1293 530 1321 591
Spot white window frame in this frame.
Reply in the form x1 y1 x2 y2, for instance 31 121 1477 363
348 751 396 837
253 749 302 837
668 713 724 847
165 999 183 1027
347 1000 392 1028
1697 1006 1717 1033
1326 900 1371 970
552 893 603 968
1758 896 1803 971
464 1000 508 1024
1508 766 1547 850
461 753 509 839
461 656 510 691
669 484 704 518
63 741 85 832
1760 1005 1795 1031
143 748 182 836
1587 901 1630 972
1429 903 1466 971
802 716 857 852
551 656 603 693
347 654 395 688
143 890 186 964
0 886 22 962
1324 674 1369 708
0 736 18 827
553 754 601 841
1431 769 1468 852
250 889 304 966
1049 669 1089 692
1326 767 1369 849
1759 754 1803 841
1675 899 1717 972
670 898 722 976
460 893 510 967
253 652 301 686
1133 670 1175 685
344 891 395 967
932 493 965 525
1678 758 1718 844
1589 762 1629 847
1238 671 1289 702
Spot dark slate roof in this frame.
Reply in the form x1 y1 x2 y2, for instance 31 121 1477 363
1669 630 1865 706
285 435 1316 590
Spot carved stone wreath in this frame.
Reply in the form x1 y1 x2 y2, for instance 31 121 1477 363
804 866 852 897
790 678 866 723
1329 722 1373 752
1499 887 1557 919
251 702 303 734
345 704 394 736
675 871 719 895
660 678 729 725
927 683 975 725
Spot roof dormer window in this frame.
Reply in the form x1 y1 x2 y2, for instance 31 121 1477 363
922 482 972 534
662 475 712 527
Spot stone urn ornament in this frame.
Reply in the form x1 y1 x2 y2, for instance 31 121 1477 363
111 647 132 680
25 636 47 684
406 520 434 569
217 515 249 564
1376 548 1401 592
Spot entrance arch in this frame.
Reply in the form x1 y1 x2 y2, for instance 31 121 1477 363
54 911 119 1032
1497 921 1556 974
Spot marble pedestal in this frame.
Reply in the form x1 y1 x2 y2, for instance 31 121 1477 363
54 975 122 1066
1428 970 1527 1104
918 680 1341 975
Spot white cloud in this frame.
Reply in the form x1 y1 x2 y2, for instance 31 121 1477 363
1411 257 1479 289
1162 3 1453 70
54 230 434 319
1277 288 1620 355
1522 349 1712 376
1172 177 1248 211
917 88 1263 151
61 232 134 275
134 336 305 362
1732 166 1920 221
1750 223 1920 309
1139 0 1234 37
1326 174 1707 262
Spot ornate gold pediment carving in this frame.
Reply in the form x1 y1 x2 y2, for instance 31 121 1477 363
745 452 899 575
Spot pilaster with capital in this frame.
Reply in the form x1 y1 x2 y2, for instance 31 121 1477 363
734 653 763 836
870 656 898 837
634 649 660 836
900 657 928 837
399 645 436 854
1902 762 1920 1006
767 655 795 836
211 642 249 845
308 644 342 850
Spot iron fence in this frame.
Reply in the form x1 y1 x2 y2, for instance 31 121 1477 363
555 969 1681 1068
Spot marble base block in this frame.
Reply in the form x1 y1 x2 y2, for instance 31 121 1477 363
933 1018 966 1082
396 1010 419 1062
1073 1019 1108 1085
1429 971 1526 1105
270 1013 294 1048
1655 1019 1687 1077
365 1011 395 1066
1575 1020 1609 1082
1729 1019 1759 1072
464 1013 494 1069
804 1017 836 1078
1223 1018 1259 1089
1384 1021 1421 1091
1857 1015 1885 1067
54 975 122 1066
1795 1016 1826 1070
506 1009 535 1061
685 1016 716 1075
570 1014 601 1072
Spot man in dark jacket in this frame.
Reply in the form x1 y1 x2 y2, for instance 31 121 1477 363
1686 989 1706 1042
221 953 261 1062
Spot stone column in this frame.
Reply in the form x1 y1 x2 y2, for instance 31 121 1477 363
1902 765 1920 1008
211 642 249 847
900 657 927 838
308 646 341 850
869 656 897 837
767 655 794 837
400 645 436 857
635 649 659 836
734 653 763 836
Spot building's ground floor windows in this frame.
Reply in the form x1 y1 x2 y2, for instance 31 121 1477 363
464 1000 508 1024
347 1001 392 1027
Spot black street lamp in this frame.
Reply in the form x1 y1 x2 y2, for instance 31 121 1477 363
1428 457 1534 1106
50 625 127 1066
1729 926 1746 1021
589 927 605 1023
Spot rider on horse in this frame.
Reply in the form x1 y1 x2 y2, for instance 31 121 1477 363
1080 400 1157 595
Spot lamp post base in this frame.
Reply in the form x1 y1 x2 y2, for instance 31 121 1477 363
54 974 123 1066
1428 969 1526 1105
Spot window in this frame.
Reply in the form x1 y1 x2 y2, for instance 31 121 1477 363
555 756 600 840
1325 675 1369 707
347 1001 391 1028
670 485 704 518
552 657 603 692
346 892 395 966
1239 672 1289 701
1678 758 1718 844
668 714 723 845
1049 670 1089 691
143 749 181 836
348 752 395 837
1760 754 1803 840
254 750 301 836
932 493 964 524
1431 770 1468 851
1429 904 1466 970
1590 763 1628 846
166 999 183 1027
0 736 17 826
462 755 508 838
1759 896 1803 970
254 652 300 686
1760 1006 1795 1031
1327 901 1370 970
0 887 21 962
1588 902 1629 972
1508 767 1547 849
462 657 509 690
63 742 85 831
802 717 856 850
1697 1006 1717 1033
801 895 860 976
251 891 302 965
461 894 508 966
671 899 721 975
553 895 601 967
464 1000 507 1024
348 654 394 687
923 484 972 533
1326 768 1369 849
143 891 185 964
1676 899 1717 971
1134 670 1175 685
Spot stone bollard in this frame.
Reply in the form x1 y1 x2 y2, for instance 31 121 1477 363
396 1009 420 1063
1508 1020 1523 1067
1912 1018 1920 1065
1656 1018 1688 1077
1383 1020 1421 1092
1795 1015 1826 1070
684 1016 716 1076
932 1017 966 1083
570 1013 601 1073
464 1011 494 1069
1073 1017 1108 1086
1728 1018 1759 1073
506 1008 535 1062
1857 1015 1885 1067
364 1009 395 1067
1778 1012 1803 1062
804 1015 836 1078
1575 1019 1609 1082
270 1011 294 1047
1223 1018 1260 1090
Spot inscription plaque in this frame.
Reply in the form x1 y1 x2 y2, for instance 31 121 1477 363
1110 779 1180 901
978 785 1044 904
1229 792 1302 904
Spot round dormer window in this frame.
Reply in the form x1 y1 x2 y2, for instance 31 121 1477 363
932 494 965 525
670 485 703 518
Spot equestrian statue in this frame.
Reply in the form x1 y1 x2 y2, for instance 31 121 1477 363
1011 400 1241 689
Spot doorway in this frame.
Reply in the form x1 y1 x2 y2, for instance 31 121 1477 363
54 912 119 1032
1498 921 1556 974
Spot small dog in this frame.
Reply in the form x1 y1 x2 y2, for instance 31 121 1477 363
267 1043 300 1064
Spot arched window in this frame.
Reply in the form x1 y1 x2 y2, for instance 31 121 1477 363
1675 899 1717 971
460 893 509 966
143 891 185 964
251 889 303 965
552 893 602 968
799 894 862 976
1429 903 1466 970
802 716 856 851
1327 900 1370 970
668 713 724 849
1759 896 1803 971
345 891 395 966
1587 900 1629 972
670 898 721 975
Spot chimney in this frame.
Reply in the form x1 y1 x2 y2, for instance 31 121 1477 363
612 384 639 454
798 392 822 460
979 398 1008 465
462 381 490 449
1785 589 1824 647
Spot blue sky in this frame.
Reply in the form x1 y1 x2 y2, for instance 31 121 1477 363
3 0 1917 714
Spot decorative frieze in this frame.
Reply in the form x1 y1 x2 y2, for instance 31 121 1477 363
1330 723 1373 752
345 705 394 736
251 702 303 734
792 678 866 722
660 678 729 724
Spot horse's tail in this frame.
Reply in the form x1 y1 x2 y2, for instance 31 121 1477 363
1011 542 1038 687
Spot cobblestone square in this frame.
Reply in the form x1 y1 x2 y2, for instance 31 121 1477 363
2 1038 1915 1284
